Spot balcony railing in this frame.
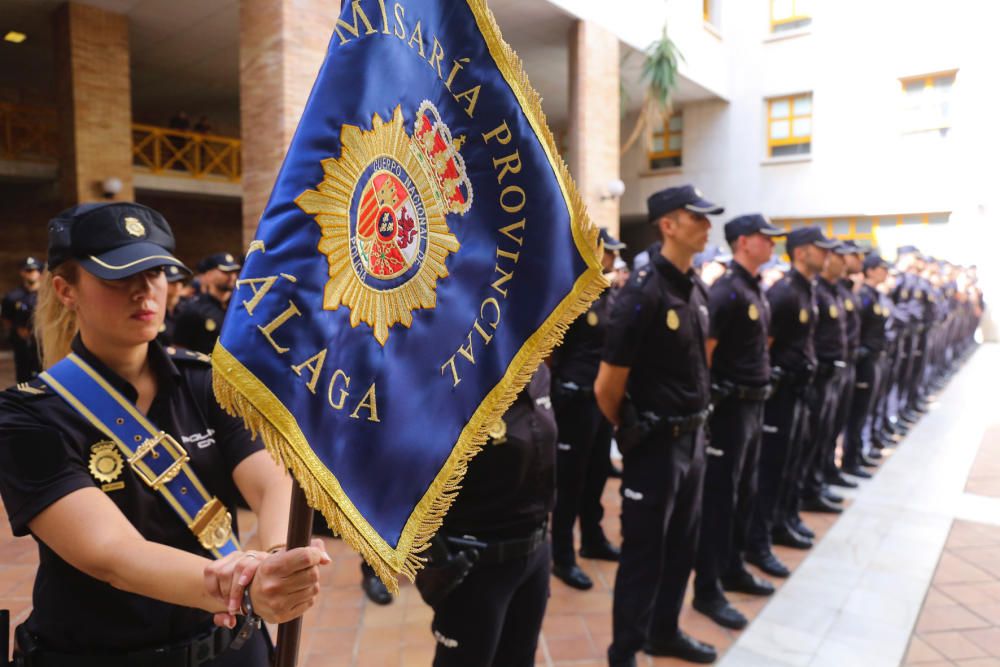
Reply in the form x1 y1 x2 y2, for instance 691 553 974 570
0 102 58 162
132 124 241 181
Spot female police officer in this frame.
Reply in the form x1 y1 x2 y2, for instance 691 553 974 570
0 202 329 666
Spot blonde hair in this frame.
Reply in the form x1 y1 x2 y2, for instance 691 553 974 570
36 261 79 369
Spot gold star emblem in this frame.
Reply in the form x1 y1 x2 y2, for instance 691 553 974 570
748 304 759 321
586 311 599 326
205 319 217 332
799 308 809 324
829 304 839 319
845 300 854 312
666 309 680 331
124 217 146 238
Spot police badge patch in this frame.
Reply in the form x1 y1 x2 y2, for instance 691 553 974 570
297 103 470 346
89 441 124 484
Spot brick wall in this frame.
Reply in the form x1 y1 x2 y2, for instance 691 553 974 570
136 193 243 270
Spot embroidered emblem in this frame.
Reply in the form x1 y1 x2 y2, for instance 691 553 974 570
487 418 507 445
205 318 217 332
845 299 854 312
124 217 146 238
799 308 809 324
829 304 839 319
586 311 599 326
666 309 680 331
225 253 235 263
89 441 124 484
748 303 759 321
296 102 471 345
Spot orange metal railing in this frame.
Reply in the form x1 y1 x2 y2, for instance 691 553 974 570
0 102 58 162
132 124 241 181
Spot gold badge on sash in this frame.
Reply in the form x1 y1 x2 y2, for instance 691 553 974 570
799 308 809 324
666 309 680 331
205 319 217 332
487 418 508 445
586 311 599 326
829 304 839 319
89 441 124 484
748 304 759 321
845 300 854 312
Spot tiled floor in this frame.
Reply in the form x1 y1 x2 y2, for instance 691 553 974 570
0 347 995 666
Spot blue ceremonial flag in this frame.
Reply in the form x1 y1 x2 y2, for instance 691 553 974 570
212 0 605 587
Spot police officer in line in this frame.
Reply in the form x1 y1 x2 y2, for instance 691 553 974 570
843 253 892 473
157 264 190 346
415 363 555 667
0 202 328 666
550 228 624 591
797 242 852 522
829 243 873 476
1 257 44 382
174 252 241 354
692 215 784 631
747 227 838 578
597 185 721 665
891 246 925 429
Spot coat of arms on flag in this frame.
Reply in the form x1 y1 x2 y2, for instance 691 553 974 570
212 0 607 589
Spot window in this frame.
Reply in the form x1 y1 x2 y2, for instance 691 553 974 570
772 212 951 259
648 113 683 170
767 94 811 157
901 71 956 136
704 0 720 26
771 0 811 32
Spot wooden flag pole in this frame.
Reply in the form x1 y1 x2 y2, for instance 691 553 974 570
273 481 314 667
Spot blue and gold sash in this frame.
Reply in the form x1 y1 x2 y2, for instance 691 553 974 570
40 353 240 559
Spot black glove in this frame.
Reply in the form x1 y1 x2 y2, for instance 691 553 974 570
710 380 735 406
414 536 479 607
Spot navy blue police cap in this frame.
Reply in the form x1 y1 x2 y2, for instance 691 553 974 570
897 245 921 256
199 252 242 273
598 228 626 252
21 256 44 271
863 254 890 271
724 214 785 245
647 184 724 223
47 202 190 280
785 226 839 254
834 240 864 255
165 264 189 283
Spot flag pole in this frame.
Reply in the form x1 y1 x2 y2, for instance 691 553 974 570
273 481 314 667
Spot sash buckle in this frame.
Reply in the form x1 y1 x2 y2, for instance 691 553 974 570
128 431 190 490
190 498 235 551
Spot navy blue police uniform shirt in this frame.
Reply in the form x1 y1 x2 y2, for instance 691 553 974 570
0 337 263 653
814 277 848 363
707 261 771 387
603 250 711 416
551 289 612 387
173 293 227 354
443 364 556 540
838 279 862 355
766 269 817 373
858 284 890 353
1 286 37 343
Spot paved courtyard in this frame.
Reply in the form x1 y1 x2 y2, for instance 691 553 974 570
3 346 1000 665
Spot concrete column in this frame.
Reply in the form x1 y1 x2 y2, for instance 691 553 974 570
568 20 621 237
53 2 134 205
239 0 340 246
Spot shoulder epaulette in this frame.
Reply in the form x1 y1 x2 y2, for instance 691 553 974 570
15 380 47 396
166 346 211 364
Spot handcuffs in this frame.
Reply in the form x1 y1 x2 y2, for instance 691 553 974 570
230 577 262 650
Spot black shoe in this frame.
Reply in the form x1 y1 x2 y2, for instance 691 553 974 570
864 449 883 461
721 569 775 596
822 487 844 504
608 463 623 479
802 495 843 514
842 465 873 479
746 550 791 578
693 597 748 630
552 563 593 590
772 525 812 550
871 438 886 451
362 572 393 605
825 472 859 489
643 631 717 663
900 411 919 424
580 539 620 562
607 650 637 667
788 515 815 539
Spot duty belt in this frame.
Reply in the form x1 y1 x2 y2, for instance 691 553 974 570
13 625 238 667
732 384 772 401
447 521 548 566
641 406 713 439
39 353 240 558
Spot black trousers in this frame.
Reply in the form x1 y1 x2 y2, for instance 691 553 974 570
551 390 613 566
844 351 882 468
694 397 764 601
609 428 706 659
430 542 550 667
748 381 806 555
802 368 843 502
